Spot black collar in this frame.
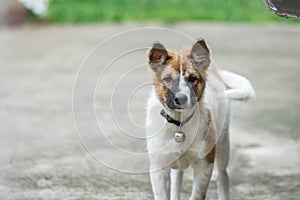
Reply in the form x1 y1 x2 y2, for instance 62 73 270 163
160 109 195 127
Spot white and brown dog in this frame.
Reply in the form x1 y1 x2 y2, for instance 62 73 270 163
146 39 255 200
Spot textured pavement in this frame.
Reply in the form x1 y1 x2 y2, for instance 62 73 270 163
0 23 300 200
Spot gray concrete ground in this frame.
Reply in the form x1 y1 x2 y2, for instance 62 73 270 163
0 23 300 200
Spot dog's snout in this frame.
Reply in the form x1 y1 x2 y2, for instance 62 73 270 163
174 93 188 105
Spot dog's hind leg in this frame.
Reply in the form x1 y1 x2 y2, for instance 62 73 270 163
216 130 231 200
170 169 184 200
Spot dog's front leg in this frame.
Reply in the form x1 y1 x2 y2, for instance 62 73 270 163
189 160 214 200
150 167 171 200
170 169 183 200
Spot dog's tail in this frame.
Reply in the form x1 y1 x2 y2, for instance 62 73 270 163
220 70 255 101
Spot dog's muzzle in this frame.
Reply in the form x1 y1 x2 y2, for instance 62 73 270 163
174 93 188 106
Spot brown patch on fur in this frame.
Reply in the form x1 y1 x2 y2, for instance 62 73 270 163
204 145 215 164
149 51 182 103
183 64 206 100
148 42 168 66
201 108 217 164
201 192 206 200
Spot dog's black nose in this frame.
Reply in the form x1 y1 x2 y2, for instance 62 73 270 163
174 93 188 105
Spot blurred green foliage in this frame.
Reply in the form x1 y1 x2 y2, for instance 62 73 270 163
46 0 297 23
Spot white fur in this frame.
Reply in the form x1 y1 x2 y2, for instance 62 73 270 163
146 69 255 200
179 71 192 107
220 70 255 101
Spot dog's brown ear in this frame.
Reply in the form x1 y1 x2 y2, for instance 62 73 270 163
148 42 168 69
189 38 210 70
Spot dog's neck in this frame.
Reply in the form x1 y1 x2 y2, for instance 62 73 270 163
160 108 195 127
164 107 195 122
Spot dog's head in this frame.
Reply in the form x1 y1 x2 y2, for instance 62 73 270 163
148 39 210 110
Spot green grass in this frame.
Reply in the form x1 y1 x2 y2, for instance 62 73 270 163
45 0 298 23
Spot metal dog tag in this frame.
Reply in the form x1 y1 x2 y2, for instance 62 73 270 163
174 131 185 143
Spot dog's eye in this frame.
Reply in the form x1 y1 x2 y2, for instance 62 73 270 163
163 76 173 84
187 75 198 83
